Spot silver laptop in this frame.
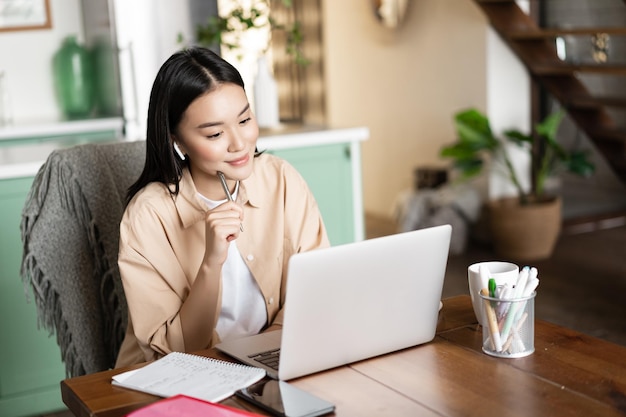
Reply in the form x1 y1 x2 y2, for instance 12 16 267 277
216 224 451 380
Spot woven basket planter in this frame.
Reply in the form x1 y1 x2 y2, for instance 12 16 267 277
487 196 562 261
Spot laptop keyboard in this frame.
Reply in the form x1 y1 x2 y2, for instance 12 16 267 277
248 348 281 370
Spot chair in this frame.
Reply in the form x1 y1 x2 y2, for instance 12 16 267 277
20 140 145 377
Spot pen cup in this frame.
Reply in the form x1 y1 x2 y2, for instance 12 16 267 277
478 290 535 358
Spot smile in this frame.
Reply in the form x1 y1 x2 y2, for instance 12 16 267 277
229 154 250 166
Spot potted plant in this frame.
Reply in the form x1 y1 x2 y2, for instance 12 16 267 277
440 108 595 260
180 0 307 65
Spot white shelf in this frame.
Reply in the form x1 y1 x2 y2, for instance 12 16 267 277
0 118 124 179
258 125 369 150
0 117 124 141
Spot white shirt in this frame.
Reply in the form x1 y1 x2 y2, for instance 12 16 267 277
197 186 267 341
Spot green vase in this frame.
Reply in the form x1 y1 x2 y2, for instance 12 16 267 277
92 37 121 116
53 35 95 119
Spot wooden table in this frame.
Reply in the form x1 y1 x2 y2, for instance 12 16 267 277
61 296 626 417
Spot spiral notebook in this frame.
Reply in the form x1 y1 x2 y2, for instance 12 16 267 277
112 352 265 403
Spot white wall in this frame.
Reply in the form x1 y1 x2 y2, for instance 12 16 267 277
486 28 531 200
1 0 531 218
322 0 491 218
113 0 194 140
0 0 83 124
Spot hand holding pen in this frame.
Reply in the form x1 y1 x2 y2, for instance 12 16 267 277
217 171 244 233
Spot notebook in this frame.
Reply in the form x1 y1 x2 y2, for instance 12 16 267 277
126 394 262 417
112 352 265 403
216 224 452 380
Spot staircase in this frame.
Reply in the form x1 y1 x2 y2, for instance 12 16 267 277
473 0 626 185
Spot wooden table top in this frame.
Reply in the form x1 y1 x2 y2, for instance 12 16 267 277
60 295 626 417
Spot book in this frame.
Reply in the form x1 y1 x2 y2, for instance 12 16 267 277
126 394 262 417
112 352 266 403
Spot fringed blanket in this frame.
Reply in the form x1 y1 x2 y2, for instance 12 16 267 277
20 140 145 377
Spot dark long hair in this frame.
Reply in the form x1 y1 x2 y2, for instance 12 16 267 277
126 47 245 204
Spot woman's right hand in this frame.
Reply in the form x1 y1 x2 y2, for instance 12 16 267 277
181 202 242 353
203 201 244 266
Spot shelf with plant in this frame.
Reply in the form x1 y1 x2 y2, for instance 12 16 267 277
179 0 308 66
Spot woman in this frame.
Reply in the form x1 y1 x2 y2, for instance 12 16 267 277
115 47 329 367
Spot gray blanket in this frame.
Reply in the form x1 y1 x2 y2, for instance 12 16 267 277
20 140 145 376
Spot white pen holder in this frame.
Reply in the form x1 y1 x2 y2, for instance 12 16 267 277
478 290 536 358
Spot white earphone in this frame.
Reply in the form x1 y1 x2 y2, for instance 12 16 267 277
173 142 186 160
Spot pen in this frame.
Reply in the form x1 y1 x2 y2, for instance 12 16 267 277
481 288 503 352
217 171 244 233
502 311 528 353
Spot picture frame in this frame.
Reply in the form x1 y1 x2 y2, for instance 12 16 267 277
0 0 51 32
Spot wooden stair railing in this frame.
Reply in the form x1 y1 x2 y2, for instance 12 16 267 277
473 0 626 184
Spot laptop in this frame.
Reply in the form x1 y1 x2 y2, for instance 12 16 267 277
216 224 452 380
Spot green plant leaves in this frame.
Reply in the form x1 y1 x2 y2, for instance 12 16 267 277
566 151 596 177
503 129 531 146
535 110 563 144
195 15 231 49
453 109 499 151
187 0 307 66
439 109 498 181
452 157 485 180
440 107 596 203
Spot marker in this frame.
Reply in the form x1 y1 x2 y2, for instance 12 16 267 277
479 265 491 296
481 288 503 352
478 265 491 325
500 268 534 343
217 171 244 233
488 278 497 298
502 311 528 353
515 269 539 321
523 277 539 298
523 267 539 297
513 266 530 299
495 282 511 319
502 283 514 300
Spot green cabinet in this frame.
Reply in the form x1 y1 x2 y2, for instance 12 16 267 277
259 126 368 245
0 119 124 417
0 176 67 417
272 142 360 246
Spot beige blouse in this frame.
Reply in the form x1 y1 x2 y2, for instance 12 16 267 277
115 153 329 367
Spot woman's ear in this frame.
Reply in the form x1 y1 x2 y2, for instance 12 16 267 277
172 141 186 161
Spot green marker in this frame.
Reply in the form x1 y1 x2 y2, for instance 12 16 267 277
488 278 497 298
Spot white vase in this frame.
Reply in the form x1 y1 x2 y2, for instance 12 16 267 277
253 56 280 128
